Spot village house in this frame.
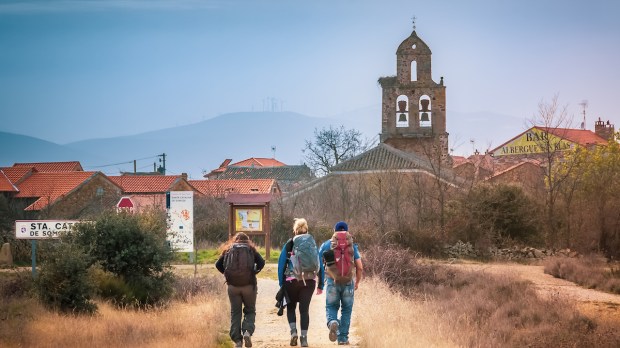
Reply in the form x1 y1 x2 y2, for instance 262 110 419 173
205 157 313 193
1 161 280 218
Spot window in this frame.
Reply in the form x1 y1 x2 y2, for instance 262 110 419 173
396 95 409 128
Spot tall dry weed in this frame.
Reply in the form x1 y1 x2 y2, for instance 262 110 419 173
362 246 620 347
1 275 228 348
355 277 459 347
544 255 620 294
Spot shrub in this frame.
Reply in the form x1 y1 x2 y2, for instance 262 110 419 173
35 242 96 314
364 244 442 294
544 255 620 294
172 274 223 302
447 184 542 248
70 211 176 307
0 269 33 299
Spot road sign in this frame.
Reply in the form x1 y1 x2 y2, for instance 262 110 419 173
117 196 134 212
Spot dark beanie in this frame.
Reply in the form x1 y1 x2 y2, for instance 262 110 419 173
334 221 348 232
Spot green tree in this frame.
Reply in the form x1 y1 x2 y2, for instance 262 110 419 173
448 184 542 248
563 136 620 257
72 211 175 307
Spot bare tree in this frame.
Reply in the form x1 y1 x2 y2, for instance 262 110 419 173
303 125 370 176
526 95 575 245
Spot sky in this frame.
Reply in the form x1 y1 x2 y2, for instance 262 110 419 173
1 0 619 153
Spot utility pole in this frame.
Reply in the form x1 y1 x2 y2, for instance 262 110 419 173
157 153 166 174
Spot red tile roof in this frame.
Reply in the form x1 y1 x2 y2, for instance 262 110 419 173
189 179 277 197
0 170 18 192
12 161 83 172
14 171 98 211
231 158 286 167
109 175 184 193
537 127 608 146
0 166 35 184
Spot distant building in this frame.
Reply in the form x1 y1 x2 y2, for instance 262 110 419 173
205 157 314 193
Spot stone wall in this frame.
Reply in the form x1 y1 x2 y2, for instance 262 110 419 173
443 240 580 260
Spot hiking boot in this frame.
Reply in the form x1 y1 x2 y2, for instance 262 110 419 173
243 331 252 347
300 335 308 347
328 320 339 342
338 341 350 345
290 333 298 346
234 341 242 348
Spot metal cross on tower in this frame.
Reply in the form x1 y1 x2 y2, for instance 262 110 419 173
412 16 417 31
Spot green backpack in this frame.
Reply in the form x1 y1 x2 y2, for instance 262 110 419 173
289 234 320 282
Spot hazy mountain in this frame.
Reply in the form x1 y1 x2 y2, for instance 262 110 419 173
63 112 344 178
1 110 525 178
0 131 106 167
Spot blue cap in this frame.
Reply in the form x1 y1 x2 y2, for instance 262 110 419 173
334 221 348 232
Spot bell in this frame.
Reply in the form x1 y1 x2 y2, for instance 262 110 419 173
420 112 429 122
398 113 408 122
398 100 407 112
420 99 430 112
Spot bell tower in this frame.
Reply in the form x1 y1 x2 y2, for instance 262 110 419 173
378 24 449 163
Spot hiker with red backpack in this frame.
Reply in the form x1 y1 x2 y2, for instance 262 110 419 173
318 221 363 346
216 232 266 348
277 218 323 347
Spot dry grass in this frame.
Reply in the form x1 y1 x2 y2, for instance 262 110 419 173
361 246 620 347
0 275 230 348
544 255 620 294
356 277 458 347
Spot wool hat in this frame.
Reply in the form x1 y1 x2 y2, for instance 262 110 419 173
334 221 348 232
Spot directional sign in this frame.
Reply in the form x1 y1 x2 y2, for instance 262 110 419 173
15 220 81 239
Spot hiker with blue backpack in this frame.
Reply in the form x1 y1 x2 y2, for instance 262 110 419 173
277 218 323 347
216 232 266 348
318 221 363 346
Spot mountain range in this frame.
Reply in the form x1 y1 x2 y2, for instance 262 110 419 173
0 109 526 178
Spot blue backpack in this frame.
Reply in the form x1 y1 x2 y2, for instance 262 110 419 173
288 234 319 282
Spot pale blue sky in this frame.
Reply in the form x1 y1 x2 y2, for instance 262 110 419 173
1 0 619 148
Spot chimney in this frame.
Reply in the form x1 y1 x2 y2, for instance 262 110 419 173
594 117 615 141
181 173 188 180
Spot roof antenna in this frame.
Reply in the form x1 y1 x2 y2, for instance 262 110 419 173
579 100 588 130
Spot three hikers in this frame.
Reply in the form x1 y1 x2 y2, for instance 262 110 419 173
218 219 363 347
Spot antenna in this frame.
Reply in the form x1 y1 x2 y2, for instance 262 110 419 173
579 100 588 130
271 146 276 159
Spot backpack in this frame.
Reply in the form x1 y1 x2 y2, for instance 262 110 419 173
325 231 355 284
289 234 320 282
223 243 255 286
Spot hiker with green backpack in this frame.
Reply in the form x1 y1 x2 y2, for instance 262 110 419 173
318 221 364 346
277 218 323 347
216 232 265 348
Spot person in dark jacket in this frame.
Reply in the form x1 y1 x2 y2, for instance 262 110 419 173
216 232 265 348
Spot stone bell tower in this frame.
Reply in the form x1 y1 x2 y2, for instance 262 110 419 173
378 25 449 163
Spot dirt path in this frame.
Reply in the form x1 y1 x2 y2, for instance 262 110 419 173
250 267 360 348
447 262 620 323
447 262 620 304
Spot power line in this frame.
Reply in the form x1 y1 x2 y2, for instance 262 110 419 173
84 154 160 169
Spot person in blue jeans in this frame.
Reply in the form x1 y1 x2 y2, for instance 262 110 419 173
318 221 363 345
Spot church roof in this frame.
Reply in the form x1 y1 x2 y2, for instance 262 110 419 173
330 143 463 185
